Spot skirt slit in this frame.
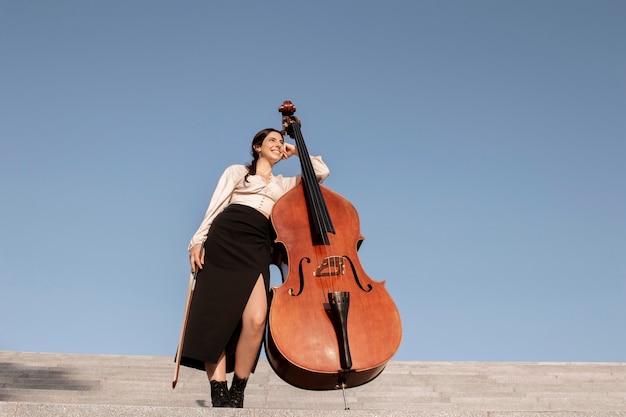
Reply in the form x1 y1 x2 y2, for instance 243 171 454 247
180 204 272 373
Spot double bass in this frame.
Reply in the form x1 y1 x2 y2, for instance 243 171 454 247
266 101 402 397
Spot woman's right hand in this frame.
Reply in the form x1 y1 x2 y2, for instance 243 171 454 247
189 243 204 273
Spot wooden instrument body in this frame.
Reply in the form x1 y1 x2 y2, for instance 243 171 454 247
266 181 403 390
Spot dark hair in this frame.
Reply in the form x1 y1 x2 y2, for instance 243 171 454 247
244 128 282 183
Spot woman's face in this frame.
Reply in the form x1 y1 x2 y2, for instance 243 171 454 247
255 131 285 164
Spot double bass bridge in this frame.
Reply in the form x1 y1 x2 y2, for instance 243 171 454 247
289 255 371 296
314 256 345 277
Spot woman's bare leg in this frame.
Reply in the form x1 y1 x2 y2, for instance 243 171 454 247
205 351 226 381
206 352 229 407
233 274 267 378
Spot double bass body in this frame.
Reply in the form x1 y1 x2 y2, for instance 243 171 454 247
265 101 402 390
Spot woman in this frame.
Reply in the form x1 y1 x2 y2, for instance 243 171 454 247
180 128 330 408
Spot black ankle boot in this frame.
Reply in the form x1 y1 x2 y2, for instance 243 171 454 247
229 373 248 408
210 380 230 407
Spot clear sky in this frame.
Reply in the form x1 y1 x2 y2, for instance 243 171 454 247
1 0 624 363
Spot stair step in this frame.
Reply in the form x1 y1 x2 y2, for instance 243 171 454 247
1 350 624 417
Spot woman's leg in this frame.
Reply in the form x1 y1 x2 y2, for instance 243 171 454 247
229 274 267 408
205 351 226 381
205 352 229 407
233 274 267 378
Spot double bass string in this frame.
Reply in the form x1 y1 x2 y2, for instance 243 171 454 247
292 122 334 236
289 119 338 300
290 122 333 297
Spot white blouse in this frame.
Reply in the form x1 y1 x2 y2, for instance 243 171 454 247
189 156 330 249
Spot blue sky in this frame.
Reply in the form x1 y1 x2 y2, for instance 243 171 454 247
1 0 624 363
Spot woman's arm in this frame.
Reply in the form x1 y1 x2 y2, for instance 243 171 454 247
278 154 330 192
188 165 247 271
310 155 330 183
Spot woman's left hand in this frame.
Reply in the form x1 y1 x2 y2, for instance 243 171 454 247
282 143 298 160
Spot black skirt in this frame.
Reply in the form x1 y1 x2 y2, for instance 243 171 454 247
180 204 272 373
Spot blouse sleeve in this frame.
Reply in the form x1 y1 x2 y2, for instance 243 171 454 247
188 165 247 250
279 155 330 191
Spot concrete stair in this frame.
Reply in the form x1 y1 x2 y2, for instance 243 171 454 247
0 350 625 416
